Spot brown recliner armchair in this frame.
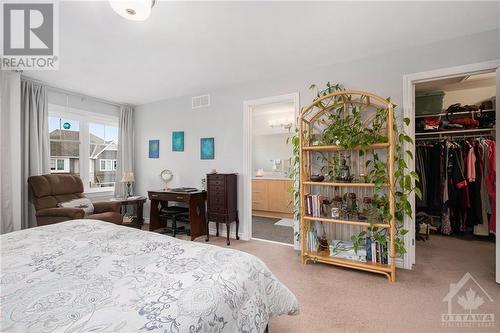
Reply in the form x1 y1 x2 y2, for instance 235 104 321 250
28 174 122 226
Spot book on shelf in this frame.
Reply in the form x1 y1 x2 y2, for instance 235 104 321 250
304 193 324 217
369 240 389 265
306 230 319 252
366 237 372 261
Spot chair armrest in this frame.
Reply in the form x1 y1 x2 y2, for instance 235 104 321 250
93 201 121 214
36 207 85 219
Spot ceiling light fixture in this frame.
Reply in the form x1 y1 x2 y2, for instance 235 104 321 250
110 0 156 21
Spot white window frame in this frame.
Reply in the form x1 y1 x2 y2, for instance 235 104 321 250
49 104 119 193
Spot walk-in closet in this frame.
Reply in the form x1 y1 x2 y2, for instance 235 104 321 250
413 72 496 271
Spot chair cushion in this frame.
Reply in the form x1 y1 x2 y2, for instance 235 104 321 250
58 198 94 216
28 174 85 210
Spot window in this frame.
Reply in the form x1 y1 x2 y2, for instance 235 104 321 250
90 123 118 189
49 117 80 176
50 158 70 172
99 159 117 171
49 104 119 192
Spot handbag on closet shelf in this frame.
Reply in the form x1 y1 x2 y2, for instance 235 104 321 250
444 103 479 129
477 109 496 128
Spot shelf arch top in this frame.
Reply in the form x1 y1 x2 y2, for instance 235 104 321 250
300 90 393 123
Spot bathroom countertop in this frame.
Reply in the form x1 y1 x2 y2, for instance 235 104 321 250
252 176 291 180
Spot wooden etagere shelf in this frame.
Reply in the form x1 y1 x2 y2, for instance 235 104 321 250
303 181 388 187
303 215 390 229
307 250 393 273
299 90 397 282
302 143 390 151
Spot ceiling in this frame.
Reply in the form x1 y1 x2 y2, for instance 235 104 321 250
24 1 500 105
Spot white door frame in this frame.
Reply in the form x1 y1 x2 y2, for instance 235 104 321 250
402 59 500 273
242 92 300 243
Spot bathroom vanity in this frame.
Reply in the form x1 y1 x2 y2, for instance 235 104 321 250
252 177 293 218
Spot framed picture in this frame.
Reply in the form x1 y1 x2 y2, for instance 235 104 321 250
200 137 214 160
149 139 160 158
172 131 184 152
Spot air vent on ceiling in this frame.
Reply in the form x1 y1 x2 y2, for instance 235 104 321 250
192 94 210 109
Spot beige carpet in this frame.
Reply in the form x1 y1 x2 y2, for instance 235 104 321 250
202 235 498 333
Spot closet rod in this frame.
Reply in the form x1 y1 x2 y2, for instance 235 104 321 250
416 131 495 141
21 75 125 108
416 134 495 141
415 128 495 137
415 109 495 119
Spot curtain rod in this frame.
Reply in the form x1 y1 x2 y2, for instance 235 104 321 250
21 75 126 108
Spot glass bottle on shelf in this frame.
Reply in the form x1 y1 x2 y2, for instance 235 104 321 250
358 196 372 221
347 192 358 220
378 200 387 223
321 199 332 218
340 194 349 220
331 194 342 219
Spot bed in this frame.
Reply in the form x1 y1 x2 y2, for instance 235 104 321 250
0 220 298 332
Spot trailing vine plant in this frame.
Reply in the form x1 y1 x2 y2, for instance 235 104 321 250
291 82 421 257
287 127 301 243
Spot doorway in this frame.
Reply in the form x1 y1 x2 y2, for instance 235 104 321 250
403 61 499 282
243 93 300 246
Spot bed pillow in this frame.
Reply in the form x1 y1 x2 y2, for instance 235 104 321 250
58 198 94 216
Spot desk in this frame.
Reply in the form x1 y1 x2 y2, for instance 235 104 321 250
148 190 207 240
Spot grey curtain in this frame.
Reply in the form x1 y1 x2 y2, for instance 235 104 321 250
21 79 50 229
0 71 21 234
114 105 135 198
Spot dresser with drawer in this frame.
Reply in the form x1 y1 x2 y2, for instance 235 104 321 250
206 173 239 245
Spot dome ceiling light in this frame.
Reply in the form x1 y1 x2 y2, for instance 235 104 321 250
110 0 156 21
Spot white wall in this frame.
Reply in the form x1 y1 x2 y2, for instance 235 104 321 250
134 29 500 240
443 85 496 109
48 90 120 118
253 134 291 172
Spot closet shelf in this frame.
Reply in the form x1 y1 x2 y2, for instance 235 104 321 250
302 143 390 151
303 181 388 187
305 250 392 275
303 215 390 228
415 128 495 137
414 108 495 119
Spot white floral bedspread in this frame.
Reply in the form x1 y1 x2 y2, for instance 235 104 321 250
0 220 298 333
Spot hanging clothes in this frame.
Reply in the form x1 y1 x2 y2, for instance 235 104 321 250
485 139 496 234
415 137 496 236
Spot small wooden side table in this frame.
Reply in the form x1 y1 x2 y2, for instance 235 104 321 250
110 196 147 229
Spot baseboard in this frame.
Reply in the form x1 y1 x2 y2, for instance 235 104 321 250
252 210 293 219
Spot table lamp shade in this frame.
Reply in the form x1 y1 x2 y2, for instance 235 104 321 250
122 172 135 183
